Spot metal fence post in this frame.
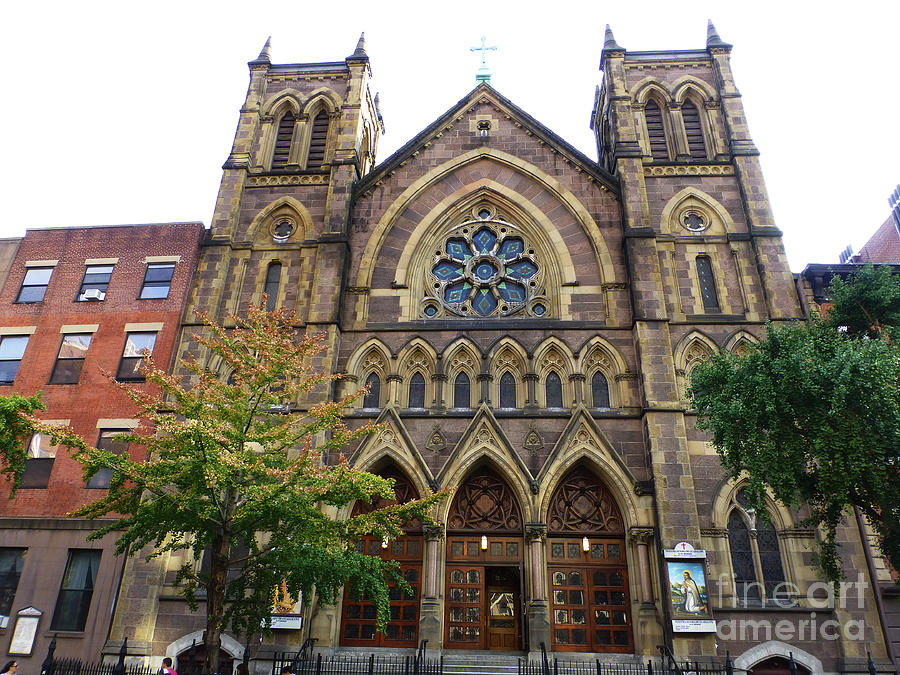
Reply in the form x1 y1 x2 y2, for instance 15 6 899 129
867 652 877 675
314 654 321 675
40 634 58 675
725 653 733 675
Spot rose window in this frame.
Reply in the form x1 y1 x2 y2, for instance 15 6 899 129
422 217 546 318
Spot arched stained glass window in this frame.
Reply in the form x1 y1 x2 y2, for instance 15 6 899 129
363 373 381 409
264 262 282 312
408 373 426 409
591 372 610 408
271 112 295 169
499 372 516 409
727 510 759 604
696 256 720 311
757 518 787 597
453 372 470 408
545 372 563 408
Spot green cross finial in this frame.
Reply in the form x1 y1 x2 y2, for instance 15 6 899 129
470 36 497 85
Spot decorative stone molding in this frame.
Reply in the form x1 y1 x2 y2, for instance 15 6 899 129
700 527 729 538
615 372 640 382
601 282 629 291
345 286 370 295
246 174 329 187
643 164 734 177
425 424 447 454
423 524 445 541
628 526 654 544
525 523 547 543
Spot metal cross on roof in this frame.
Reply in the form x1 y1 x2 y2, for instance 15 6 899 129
470 36 497 85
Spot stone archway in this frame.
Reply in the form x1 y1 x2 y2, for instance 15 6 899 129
339 467 424 649
444 466 525 651
545 467 632 653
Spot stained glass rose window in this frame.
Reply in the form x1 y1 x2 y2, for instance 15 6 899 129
422 213 547 318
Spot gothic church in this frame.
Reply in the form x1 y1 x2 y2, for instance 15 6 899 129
103 24 889 672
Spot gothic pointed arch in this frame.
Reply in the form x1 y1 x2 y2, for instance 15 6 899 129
536 407 642 530
436 404 534 522
446 464 523 533
660 187 736 236
260 89 304 118
300 91 340 170
725 330 759 356
354 147 617 296
443 338 482 409
397 338 437 408
673 330 719 400
671 76 717 104
345 339 392 409
546 464 624 535
733 643 823 675
577 337 628 408
244 196 312 245
349 406 434 495
533 338 575 408
489 338 528 408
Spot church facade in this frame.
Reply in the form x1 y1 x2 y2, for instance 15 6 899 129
102 26 890 673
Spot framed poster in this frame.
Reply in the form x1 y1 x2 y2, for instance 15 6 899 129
8 607 42 656
665 559 716 633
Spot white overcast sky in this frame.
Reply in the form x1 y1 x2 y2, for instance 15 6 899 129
1 1 897 271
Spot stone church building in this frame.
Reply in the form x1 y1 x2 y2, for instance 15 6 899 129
101 25 891 674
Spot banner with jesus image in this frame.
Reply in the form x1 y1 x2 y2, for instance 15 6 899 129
666 560 716 632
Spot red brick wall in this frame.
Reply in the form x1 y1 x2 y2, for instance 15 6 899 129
0 222 204 516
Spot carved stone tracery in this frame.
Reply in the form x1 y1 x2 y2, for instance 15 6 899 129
547 470 624 534
447 468 522 532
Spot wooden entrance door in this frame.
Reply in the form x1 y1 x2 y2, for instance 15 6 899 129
445 565 485 648
486 567 520 650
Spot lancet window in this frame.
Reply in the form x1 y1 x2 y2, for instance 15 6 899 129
307 110 330 169
453 372 471 409
726 489 788 605
408 373 426 409
681 101 707 159
271 112 295 169
644 101 669 161
264 262 281 311
363 373 381 409
591 372 610 408
696 256 720 311
546 372 564 409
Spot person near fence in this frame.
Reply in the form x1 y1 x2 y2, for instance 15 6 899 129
280 666 294 675
236 664 249 675
159 657 178 675
0 661 17 675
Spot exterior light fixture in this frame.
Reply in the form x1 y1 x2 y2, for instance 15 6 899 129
582 536 590 552
381 538 389 549
481 535 488 550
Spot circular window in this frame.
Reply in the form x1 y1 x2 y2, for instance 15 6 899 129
425 218 545 318
681 211 707 233
272 220 296 242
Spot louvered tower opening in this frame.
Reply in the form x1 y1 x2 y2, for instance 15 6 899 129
271 112 295 169
681 101 707 160
307 111 330 169
643 101 668 161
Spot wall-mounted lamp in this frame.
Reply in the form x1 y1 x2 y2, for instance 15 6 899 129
582 536 590 552
481 535 488 550
381 538 389 549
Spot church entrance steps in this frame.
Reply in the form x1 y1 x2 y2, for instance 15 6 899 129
442 651 521 675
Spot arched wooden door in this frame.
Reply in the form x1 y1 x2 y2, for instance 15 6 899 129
340 468 424 648
546 468 633 652
444 467 525 651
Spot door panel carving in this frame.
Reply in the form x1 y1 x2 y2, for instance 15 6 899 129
448 468 522 532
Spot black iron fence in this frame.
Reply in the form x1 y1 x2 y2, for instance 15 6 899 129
43 659 156 675
271 640 440 675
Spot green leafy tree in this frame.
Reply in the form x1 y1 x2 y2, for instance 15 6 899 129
0 392 44 493
690 264 900 582
40 304 442 674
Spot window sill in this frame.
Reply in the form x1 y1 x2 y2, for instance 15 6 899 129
45 630 86 638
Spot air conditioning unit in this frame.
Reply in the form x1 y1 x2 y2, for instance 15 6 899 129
82 288 105 301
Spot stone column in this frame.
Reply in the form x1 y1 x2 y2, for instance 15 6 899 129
629 527 655 606
569 373 585 406
525 523 551 652
431 373 447 413
477 373 492 405
386 373 402 406
523 373 539 413
419 524 445 647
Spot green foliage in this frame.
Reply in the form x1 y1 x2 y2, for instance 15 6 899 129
0 392 45 494
690 264 900 582
41 304 444 670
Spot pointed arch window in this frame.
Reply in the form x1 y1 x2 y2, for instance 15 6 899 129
271 112 295 169
681 101 706 160
545 372 563 408
264 262 282 312
499 372 516 409
363 373 381 409
727 489 788 605
591 372 610 408
408 373 426 409
307 110 330 169
453 372 471 409
695 256 720 311
644 101 669 161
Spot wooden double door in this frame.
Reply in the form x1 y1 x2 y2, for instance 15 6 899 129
445 535 524 650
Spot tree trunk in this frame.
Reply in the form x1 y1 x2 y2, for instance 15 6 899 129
205 530 232 675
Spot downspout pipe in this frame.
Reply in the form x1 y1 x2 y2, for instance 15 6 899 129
854 505 896 670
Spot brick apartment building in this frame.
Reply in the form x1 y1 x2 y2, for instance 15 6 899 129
0 223 203 664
